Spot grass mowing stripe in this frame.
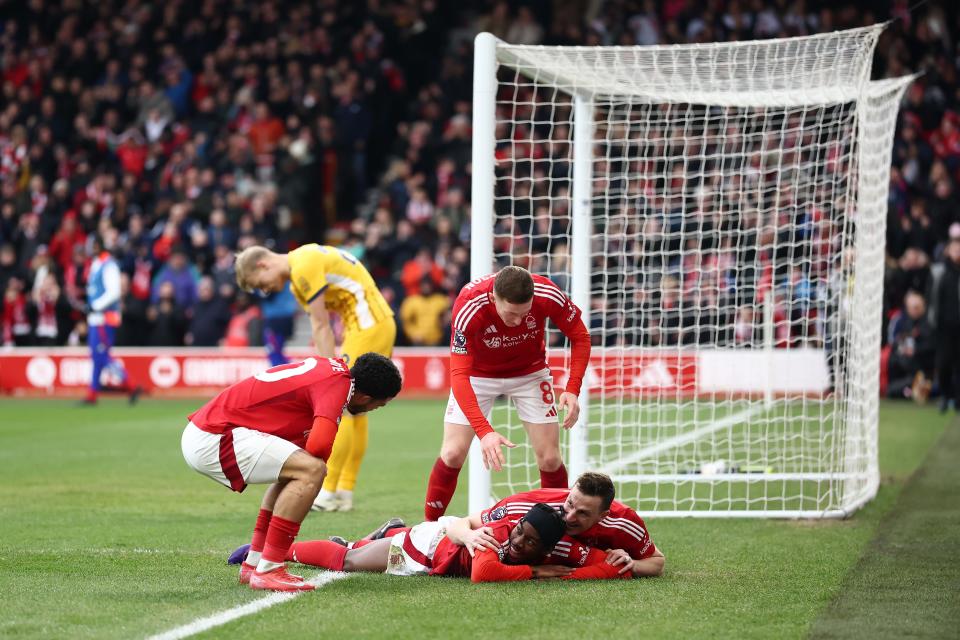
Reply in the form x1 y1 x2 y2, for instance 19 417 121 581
808 417 960 640
145 572 351 640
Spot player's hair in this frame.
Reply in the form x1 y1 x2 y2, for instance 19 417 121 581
350 353 402 399
493 266 534 304
234 245 273 292
521 503 565 551
574 472 616 511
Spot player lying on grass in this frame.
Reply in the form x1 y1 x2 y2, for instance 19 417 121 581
181 353 402 592
229 504 631 582
447 471 665 577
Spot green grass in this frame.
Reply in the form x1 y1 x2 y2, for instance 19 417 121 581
0 398 952 639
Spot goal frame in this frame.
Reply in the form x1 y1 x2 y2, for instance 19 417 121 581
468 29 912 518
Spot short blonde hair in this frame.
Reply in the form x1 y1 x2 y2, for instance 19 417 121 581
234 246 273 292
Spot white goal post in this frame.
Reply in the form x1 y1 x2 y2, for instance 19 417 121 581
469 25 914 517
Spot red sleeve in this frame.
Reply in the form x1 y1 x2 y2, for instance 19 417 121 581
304 416 338 460
562 548 631 580
559 317 590 396
470 548 533 583
306 369 352 422
603 507 657 560
449 299 493 438
450 352 494 439
535 276 591 396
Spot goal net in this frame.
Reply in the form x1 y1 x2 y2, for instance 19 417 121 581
468 25 914 517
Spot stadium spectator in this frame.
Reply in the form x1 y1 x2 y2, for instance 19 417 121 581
886 290 935 401
147 281 188 347
927 237 960 412
0 0 955 390
399 277 450 346
186 276 230 347
151 249 199 309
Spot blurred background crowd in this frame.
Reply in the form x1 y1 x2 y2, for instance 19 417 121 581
0 0 957 401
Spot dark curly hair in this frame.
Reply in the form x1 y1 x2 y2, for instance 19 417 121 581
350 353 402 399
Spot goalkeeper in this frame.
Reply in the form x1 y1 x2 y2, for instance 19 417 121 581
423 266 591 520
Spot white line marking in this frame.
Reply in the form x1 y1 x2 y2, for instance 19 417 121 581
145 572 352 640
599 405 764 475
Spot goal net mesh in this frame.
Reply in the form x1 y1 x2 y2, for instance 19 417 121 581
478 25 913 517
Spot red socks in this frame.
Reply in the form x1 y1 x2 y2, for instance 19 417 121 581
287 540 348 570
540 463 568 488
251 508 272 554
261 515 301 564
425 458 461 521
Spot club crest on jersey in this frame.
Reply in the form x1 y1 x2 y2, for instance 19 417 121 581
452 330 467 355
525 314 537 330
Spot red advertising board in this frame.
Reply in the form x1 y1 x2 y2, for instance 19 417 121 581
0 347 697 398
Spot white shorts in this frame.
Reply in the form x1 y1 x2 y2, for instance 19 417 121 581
385 517 458 576
445 368 558 425
180 422 301 493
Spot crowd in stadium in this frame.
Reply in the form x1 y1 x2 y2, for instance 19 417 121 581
0 1 957 401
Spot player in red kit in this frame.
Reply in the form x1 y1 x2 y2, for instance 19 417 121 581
424 266 591 520
228 503 630 582
181 353 401 592
446 472 665 577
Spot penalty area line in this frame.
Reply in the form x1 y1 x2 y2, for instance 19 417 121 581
145 571 352 640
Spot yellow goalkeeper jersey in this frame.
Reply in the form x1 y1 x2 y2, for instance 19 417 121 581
287 244 393 332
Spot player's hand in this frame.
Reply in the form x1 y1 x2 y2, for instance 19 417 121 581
479 432 516 472
462 526 500 557
531 564 574 579
558 391 580 430
605 548 634 574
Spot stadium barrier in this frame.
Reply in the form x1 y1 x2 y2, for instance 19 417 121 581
0 347 830 398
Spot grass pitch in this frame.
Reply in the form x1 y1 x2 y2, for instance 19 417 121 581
0 397 954 639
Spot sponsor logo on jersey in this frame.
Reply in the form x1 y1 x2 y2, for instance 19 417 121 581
498 332 537 347
482 336 502 349
452 330 468 355
484 324 497 335
525 314 537 329
578 545 589 566
566 302 577 322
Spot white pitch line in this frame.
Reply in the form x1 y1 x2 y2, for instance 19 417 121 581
599 404 765 475
145 572 352 640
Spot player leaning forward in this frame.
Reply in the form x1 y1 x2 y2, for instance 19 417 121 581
181 353 402 591
235 244 396 512
424 266 591 520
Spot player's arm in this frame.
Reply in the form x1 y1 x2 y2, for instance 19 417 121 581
605 546 665 577
450 333 515 471
444 515 500 556
540 278 591 429
470 548 572 582
562 547 633 580
303 416 337 461
90 261 121 311
308 295 336 358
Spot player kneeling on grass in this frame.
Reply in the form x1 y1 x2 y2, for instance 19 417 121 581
229 504 631 582
447 471 665 577
181 353 401 592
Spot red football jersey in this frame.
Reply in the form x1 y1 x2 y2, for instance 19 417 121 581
449 273 583 379
188 357 353 448
430 519 596 577
479 489 657 560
